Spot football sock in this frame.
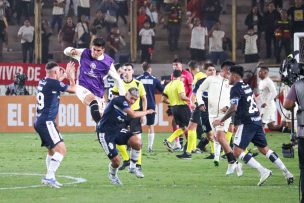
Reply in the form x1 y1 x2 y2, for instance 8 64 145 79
197 137 209 150
214 141 221 162
186 130 195 153
89 100 101 123
130 148 140 169
117 145 130 161
148 133 154 149
167 128 184 142
266 150 288 173
210 140 215 154
225 131 233 144
190 130 197 150
225 152 236 164
109 162 118 176
45 154 51 170
239 152 264 173
46 152 64 179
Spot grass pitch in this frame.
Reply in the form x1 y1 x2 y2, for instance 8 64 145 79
0 132 299 203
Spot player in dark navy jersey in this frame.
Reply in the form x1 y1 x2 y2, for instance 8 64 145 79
136 62 164 152
34 61 76 188
96 87 154 185
213 65 294 186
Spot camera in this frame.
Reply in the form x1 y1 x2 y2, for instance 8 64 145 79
280 50 304 87
16 73 28 86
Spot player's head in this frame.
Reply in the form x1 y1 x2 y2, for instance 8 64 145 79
45 61 63 80
122 63 134 81
126 87 139 105
229 65 244 85
114 63 125 77
91 37 106 59
221 60 235 78
172 69 182 79
172 58 183 71
142 61 151 72
258 66 269 79
188 60 198 74
204 62 216 76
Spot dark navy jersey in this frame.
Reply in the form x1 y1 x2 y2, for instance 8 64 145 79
35 78 68 122
193 77 208 111
104 75 115 101
98 96 130 131
136 72 163 109
230 81 261 125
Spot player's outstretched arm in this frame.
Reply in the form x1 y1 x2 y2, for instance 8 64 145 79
63 47 85 61
66 61 77 93
108 63 126 96
124 108 155 118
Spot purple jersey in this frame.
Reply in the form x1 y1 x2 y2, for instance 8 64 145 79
78 49 114 97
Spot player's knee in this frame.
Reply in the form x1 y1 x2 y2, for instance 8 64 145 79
128 136 141 150
111 156 120 168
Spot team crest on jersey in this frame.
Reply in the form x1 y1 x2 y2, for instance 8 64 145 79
123 101 129 107
90 63 96 69
60 82 65 87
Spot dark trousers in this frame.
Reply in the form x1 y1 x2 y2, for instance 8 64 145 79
275 38 291 63
21 42 33 63
167 23 181 50
141 44 152 63
298 138 304 203
265 31 276 58
51 15 63 33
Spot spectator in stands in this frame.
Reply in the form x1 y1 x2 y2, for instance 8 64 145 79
91 10 105 38
287 0 304 34
99 0 119 32
167 0 182 51
274 9 291 64
5 72 29 95
201 0 222 31
243 27 259 63
17 19 34 63
58 16 76 52
42 19 52 63
65 0 78 17
137 6 150 32
16 0 32 26
208 21 227 65
138 20 155 63
115 0 128 25
51 0 64 34
77 0 90 22
245 5 262 46
146 3 158 28
74 14 90 48
251 0 265 15
106 24 125 62
187 0 203 24
0 14 7 61
263 2 281 59
189 17 208 62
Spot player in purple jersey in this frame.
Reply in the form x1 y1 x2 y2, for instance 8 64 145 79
34 61 76 188
213 65 294 186
64 37 125 123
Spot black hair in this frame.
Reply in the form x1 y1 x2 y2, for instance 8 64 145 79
123 63 134 69
230 65 244 78
188 60 197 69
203 62 215 70
173 57 182 64
128 87 140 97
173 69 182 78
92 37 106 47
45 61 58 70
221 60 235 69
114 63 121 71
260 66 269 72
142 61 150 71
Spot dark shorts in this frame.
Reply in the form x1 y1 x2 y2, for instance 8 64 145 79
233 123 268 149
200 112 212 133
34 120 63 149
146 113 156 126
171 105 191 128
128 115 142 134
190 108 201 124
97 128 134 159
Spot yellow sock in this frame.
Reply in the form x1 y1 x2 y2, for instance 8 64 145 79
188 129 197 151
245 148 249 154
137 149 142 165
116 145 130 161
167 128 184 142
186 130 195 153
226 131 233 144
210 140 215 154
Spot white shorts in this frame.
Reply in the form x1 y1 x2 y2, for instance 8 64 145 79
75 85 106 114
209 116 231 133
261 106 276 124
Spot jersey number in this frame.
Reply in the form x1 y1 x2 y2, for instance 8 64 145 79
247 95 258 114
36 92 45 110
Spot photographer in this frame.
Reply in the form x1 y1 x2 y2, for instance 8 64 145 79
5 73 30 95
284 79 304 203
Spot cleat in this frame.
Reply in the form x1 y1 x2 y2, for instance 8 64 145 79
129 167 144 178
204 153 215 159
163 139 173 152
191 148 202 154
221 155 227 159
257 169 272 186
41 177 61 188
147 147 153 153
214 160 219 167
176 152 192 160
284 171 294 185
235 162 243 177
108 173 123 185
118 160 130 171
226 162 237 176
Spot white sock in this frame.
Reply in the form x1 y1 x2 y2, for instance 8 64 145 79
46 152 64 180
214 141 221 162
148 133 155 149
108 162 118 176
175 137 181 148
130 148 140 169
239 152 265 174
45 154 52 170
266 150 288 173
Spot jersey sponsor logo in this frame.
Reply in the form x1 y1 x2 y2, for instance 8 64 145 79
60 82 65 87
140 78 153 85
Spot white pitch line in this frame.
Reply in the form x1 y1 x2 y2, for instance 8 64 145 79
0 173 87 190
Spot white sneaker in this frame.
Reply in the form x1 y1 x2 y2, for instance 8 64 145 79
41 177 61 188
235 162 243 177
284 171 294 185
257 169 272 186
108 173 123 185
226 162 237 176
129 167 145 178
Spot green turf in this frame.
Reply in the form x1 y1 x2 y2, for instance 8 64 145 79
0 132 299 203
